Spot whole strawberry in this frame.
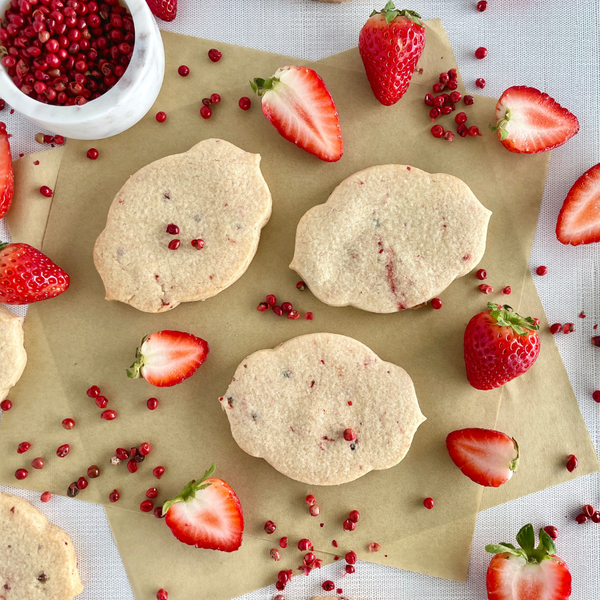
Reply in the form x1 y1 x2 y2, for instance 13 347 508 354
146 0 176 22
359 3 426 106
0 242 70 304
464 302 540 390
486 524 571 600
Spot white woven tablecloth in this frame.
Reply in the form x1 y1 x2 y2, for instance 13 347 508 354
1 1 599 598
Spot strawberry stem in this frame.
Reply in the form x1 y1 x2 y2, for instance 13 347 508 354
162 463 216 516
250 77 278 97
487 303 539 336
370 3 423 27
489 108 511 141
126 335 149 379
0 242 8 251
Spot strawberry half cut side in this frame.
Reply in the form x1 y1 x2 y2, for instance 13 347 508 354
489 86 579 154
163 464 244 552
0 127 14 220
446 428 519 487
486 524 572 600
250 66 343 162
127 330 209 387
556 162 600 246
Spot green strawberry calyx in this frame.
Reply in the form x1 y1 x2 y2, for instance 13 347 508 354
126 335 149 379
162 463 216 516
485 524 558 565
370 3 423 27
489 108 511 141
488 303 539 336
0 241 10 251
250 75 281 97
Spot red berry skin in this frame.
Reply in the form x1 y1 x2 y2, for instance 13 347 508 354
86 148 99 160
31 457 44 469
464 305 540 390
15 468 28 480
86 386 100 398
17 442 31 454
208 48 222 62
593 391 600 403
0 399 12 411
475 47 488 59
56 444 70 458
238 96 251 110
476 78 486 89
140 500 154 512
109 489 120 502
200 105 212 119
157 589 169 600
348 509 360 523
536 265 548 276
147 397 159 410
153 466 165 479
62 418 75 429
566 454 578 472
423 497 434 509
40 491 51 502
156 111 167 123
543 525 558 539
550 323 562 334
431 298 442 309
178 65 190 77
127 458 138 473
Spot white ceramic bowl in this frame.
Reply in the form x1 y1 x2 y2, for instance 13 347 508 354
0 0 165 139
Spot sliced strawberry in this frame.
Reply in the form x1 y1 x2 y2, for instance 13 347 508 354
146 0 176 21
490 86 579 154
0 126 14 219
556 162 600 245
251 66 343 162
446 428 519 487
163 464 244 552
127 330 209 387
486 524 571 600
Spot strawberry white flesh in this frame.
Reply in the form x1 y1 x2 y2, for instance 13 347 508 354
446 428 519 487
556 162 600 245
486 525 571 600
255 66 343 162
127 330 209 387
164 468 244 552
487 555 571 600
492 86 579 154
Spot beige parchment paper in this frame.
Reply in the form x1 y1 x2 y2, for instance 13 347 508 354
1 22 598 598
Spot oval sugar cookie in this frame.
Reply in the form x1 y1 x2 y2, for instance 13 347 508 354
220 333 425 485
0 305 27 401
290 164 491 313
94 139 272 313
0 492 84 599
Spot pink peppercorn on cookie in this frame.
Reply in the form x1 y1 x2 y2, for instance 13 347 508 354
0 492 84 599
0 305 27 401
290 164 491 313
94 139 272 313
221 333 425 486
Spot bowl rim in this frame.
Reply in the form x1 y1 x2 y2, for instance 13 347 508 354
0 0 161 121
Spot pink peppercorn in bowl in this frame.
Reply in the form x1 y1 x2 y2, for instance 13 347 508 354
0 0 164 139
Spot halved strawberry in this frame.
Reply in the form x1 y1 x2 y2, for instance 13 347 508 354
486 524 571 600
250 66 343 162
127 330 209 387
446 428 519 487
163 464 244 552
556 162 600 245
0 125 14 219
490 86 579 153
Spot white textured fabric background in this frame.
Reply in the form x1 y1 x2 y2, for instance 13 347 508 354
1 1 600 598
